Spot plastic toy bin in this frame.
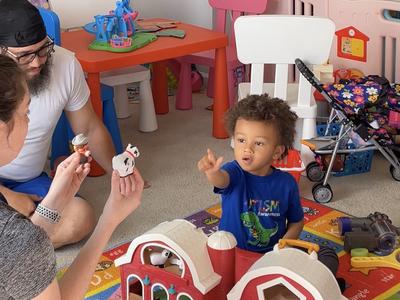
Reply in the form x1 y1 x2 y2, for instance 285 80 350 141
316 124 374 176
273 149 305 183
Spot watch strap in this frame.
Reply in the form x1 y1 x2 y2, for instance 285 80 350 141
35 203 61 224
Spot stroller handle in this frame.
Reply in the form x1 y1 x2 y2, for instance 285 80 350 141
295 58 349 124
294 58 325 94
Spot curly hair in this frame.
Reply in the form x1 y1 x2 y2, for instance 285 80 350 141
225 94 298 158
0 55 26 131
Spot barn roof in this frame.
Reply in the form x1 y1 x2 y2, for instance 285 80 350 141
115 219 221 294
227 245 347 300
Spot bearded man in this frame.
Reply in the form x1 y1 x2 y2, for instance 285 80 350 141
0 0 116 248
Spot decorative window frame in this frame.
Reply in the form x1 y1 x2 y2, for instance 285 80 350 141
256 277 307 300
126 274 144 299
140 242 186 277
151 282 169 300
177 292 194 300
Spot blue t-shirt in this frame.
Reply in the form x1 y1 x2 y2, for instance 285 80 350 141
214 160 303 253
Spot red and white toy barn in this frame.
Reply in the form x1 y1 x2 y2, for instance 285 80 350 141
115 219 346 300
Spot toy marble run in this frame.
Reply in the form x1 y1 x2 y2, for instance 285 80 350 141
114 219 346 300
84 0 157 52
337 212 400 255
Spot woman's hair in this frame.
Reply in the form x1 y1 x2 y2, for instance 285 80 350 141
0 55 26 126
225 94 298 157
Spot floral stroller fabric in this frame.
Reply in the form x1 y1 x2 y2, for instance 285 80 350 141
295 58 400 203
323 76 400 146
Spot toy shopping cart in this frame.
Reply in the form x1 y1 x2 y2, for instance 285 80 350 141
295 59 400 203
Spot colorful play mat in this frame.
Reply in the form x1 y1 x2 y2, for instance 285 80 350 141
57 198 400 300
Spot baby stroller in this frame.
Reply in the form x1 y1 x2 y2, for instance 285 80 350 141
295 59 400 203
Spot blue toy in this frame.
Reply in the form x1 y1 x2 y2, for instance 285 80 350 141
83 0 156 53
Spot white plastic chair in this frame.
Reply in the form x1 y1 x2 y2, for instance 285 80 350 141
234 15 335 163
49 0 158 132
100 66 157 132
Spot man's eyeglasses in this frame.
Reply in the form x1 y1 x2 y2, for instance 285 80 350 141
0 37 55 65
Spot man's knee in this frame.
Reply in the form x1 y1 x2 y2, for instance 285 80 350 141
53 197 96 248
66 196 96 236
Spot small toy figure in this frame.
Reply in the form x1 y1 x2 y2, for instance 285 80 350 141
71 133 91 164
149 249 171 268
112 144 140 177
169 256 184 270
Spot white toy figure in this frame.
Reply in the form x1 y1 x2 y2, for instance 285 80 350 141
150 249 171 267
112 144 140 177
169 256 184 270
71 133 91 164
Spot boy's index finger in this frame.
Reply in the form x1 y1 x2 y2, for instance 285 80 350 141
207 148 216 164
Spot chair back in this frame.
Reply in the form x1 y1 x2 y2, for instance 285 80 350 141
234 15 335 102
209 0 268 47
38 7 61 45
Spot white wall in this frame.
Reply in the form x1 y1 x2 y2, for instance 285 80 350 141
135 0 212 29
49 0 212 29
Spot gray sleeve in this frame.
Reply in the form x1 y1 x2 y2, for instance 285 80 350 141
0 210 56 299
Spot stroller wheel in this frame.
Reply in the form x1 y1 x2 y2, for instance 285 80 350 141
390 165 400 181
312 183 333 203
306 162 325 182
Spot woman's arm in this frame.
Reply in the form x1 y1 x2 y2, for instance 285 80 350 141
33 169 143 300
33 217 119 300
31 153 90 238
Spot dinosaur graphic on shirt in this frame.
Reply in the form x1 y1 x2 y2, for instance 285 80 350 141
241 211 278 247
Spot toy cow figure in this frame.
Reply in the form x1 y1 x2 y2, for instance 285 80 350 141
112 144 140 177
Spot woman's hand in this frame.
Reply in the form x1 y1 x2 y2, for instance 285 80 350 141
45 152 91 209
101 168 144 227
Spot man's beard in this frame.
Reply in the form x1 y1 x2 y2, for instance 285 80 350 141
27 57 52 96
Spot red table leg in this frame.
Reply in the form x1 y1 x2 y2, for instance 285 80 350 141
86 73 106 176
213 47 229 139
152 60 169 114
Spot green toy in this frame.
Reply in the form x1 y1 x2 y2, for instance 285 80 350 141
89 32 157 53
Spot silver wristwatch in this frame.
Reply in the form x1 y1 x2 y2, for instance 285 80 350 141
35 204 61 224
